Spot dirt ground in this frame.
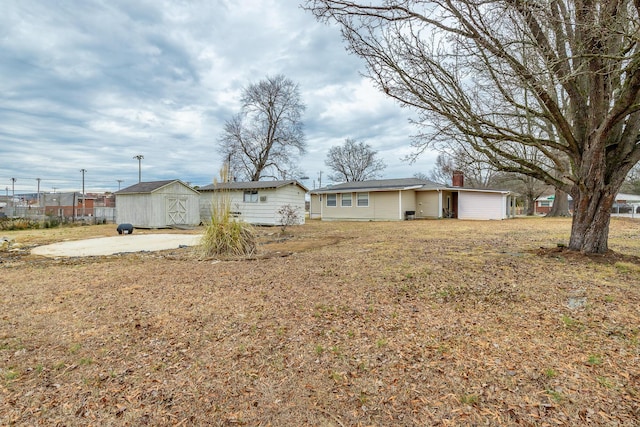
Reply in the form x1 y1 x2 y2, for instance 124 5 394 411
1 218 639 426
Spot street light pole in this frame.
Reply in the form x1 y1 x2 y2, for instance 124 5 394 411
133 155 144 183
80 169 87 218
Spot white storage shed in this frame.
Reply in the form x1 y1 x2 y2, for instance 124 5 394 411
115 180 200 228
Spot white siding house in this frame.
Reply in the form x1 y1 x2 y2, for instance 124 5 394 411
115 180 200 228
198 180 307 226
310 178 513 221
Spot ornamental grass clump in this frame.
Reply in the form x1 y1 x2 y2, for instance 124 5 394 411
199 184 256 258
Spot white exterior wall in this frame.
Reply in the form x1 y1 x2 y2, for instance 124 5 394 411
201 184 306 226
458 192 508 220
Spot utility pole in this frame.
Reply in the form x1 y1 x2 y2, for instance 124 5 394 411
317 171 322 188
133 155 144 183
10 178 16 208
117 179 124 190
80 169 87 218
36 178 41 213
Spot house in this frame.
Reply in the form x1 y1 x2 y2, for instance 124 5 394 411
198 180 307 226
41 192 96 220
309 177 514 221
535 192 640 216
115 180 200 228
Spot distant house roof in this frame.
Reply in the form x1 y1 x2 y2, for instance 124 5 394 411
199 179 308 192
310 177 512 195
115 180 198 195
311 178 442 194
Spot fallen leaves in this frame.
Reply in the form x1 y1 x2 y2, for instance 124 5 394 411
1 218 640 425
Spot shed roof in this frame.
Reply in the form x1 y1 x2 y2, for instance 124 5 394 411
199 179 308 192
116 180 198 195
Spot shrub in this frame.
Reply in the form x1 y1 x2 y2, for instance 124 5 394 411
199 174 256 258
277 204 301 234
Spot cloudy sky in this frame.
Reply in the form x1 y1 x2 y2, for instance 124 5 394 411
1 0 437 194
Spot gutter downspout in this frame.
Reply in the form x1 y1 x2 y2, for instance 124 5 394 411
437 189 442 218
398 190 402 220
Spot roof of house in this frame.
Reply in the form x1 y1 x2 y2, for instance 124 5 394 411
311 178 442 194
310 177 513 195
198 179 308 192
115 180 198 195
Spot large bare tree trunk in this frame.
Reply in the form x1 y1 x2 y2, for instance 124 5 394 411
546 189 570 217
569 187 615 253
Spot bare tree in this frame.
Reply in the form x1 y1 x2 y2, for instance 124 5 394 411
621 163 640 194
219 75 306 181
325 138 386 182
306 0 640 254
428 150 502 188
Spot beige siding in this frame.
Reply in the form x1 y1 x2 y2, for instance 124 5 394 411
415 191 440 218
400 190 416 218
319 191 404 221
372 192 401 220
310 194 322 219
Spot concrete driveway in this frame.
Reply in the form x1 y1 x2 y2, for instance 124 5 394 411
31 234 202 257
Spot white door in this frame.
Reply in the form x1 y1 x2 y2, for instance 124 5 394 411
167 197 187 224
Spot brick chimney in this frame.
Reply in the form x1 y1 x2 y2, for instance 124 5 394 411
452 171 464 187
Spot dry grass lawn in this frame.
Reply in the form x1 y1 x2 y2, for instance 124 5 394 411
1 217 639 426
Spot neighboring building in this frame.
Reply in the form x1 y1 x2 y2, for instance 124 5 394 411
115 180 200 228
309 177 514 221
535 192 640 216
41 192 95 219
198 180 307 226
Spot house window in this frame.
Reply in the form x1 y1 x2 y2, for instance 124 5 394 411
539 201 551 207
326 194 337 207
357 192 369 207
341 193 352 207
243 190 258 203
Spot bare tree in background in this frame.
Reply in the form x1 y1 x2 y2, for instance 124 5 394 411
427 150 501 188
219 75 306 181
325 138 386 182
621 163 640 194
306 0 640 254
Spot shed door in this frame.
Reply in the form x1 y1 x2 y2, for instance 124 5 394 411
167 197 187 224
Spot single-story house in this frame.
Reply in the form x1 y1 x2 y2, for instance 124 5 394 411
309 178 514 221
198 180 307 226
115 180 200 228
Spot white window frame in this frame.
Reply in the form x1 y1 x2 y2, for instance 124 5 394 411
243 190 258 203
341 193 352 207
356 192 369 207
326 193 337 207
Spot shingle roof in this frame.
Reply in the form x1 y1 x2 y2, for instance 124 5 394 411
199 180 308 192
115 180 183 194
311 178 444 194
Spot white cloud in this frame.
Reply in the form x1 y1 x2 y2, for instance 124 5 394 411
0 0 435 193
